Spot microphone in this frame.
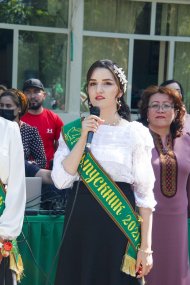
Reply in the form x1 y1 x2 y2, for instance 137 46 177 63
85 106 100 153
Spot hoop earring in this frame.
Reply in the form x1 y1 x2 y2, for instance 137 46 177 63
88 101 92 108
116 97 121 110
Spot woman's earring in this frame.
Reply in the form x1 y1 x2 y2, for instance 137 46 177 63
147 117 149 122
116 97 121 110
88 101 92 109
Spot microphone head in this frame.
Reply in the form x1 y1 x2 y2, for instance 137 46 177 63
89 106 100 117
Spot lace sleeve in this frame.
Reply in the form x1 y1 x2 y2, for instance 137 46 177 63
131 123 156 211
51 134 78 189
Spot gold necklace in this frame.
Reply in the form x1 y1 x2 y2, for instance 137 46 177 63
104 117 121 126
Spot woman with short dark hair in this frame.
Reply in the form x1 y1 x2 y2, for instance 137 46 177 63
139 85 190 285
0 88 47 168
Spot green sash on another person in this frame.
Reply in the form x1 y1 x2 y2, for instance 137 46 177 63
62 119 142 277
0 180 5 216
0 180 24 282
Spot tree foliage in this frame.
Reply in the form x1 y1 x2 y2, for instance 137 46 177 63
0 0 58 26
0 0 33 24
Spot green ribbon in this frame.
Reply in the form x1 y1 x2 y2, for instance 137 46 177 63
63 119 141 275
0 180 5 216
0 180 21 270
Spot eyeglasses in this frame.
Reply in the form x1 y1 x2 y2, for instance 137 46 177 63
148 103 174 112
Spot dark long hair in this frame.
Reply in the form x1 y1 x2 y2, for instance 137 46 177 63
160 79 184 101
85 59 131 121
139 85 186 138
0 88 29 118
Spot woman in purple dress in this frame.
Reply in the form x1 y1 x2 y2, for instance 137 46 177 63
139 85 190 285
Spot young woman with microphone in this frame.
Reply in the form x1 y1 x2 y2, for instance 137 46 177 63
51 59 156 285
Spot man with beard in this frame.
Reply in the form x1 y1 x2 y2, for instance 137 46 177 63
22 79 64 170
22 79 66 212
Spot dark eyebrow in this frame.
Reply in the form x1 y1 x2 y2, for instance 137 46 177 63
150 101 172 104
89 78 114 82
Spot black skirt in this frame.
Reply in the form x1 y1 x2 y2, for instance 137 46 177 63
0 257 17 285
55 181 142 285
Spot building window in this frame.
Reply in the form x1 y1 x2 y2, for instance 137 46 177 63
174 42 190 112
18 31 68 111
0 29 13 88
156 3 190 36
84 0 151 34
0 0 69 28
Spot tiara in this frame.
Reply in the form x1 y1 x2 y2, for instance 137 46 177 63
113 65 128 93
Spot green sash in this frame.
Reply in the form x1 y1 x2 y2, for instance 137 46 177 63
63 119 142 277
0 180 5 216
0 180 24 281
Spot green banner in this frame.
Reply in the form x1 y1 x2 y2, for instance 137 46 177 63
78 152 141 250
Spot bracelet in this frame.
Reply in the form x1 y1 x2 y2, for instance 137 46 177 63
138 248 153 254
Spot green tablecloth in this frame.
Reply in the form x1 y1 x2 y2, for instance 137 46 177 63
17 216 190 285
18 215 64 285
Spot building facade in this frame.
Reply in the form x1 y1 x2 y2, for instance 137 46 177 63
1 0 190 122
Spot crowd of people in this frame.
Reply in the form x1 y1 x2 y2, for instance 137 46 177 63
0 59 190 285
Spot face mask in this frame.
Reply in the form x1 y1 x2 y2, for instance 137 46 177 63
0 109 17 121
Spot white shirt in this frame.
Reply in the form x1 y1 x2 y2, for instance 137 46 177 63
0 117 26 240
52 121 156 210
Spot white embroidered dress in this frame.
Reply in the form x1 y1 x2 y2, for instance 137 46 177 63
0 117 26 240
52 121 156 210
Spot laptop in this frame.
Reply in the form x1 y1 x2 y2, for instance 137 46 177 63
25 177 42 214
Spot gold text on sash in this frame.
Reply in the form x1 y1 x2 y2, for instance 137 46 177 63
79 157 140 246
81 159 126 216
